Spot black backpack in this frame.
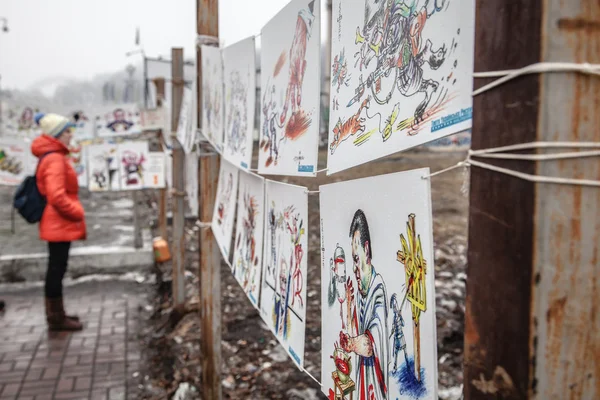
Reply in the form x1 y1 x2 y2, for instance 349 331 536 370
12 152 55 231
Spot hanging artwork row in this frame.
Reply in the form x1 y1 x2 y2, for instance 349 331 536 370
0 104 43 138
0 137 33 186
86 140 163 192
326 0 475 174
319 168 437 400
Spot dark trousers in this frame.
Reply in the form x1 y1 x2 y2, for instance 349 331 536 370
45 242 71 298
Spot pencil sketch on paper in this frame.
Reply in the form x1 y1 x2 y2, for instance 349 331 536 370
223 37 256 169
201 45 224 150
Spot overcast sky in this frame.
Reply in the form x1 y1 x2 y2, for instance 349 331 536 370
0 0 299 92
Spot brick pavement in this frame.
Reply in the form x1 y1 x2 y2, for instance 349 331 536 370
0 282 145 400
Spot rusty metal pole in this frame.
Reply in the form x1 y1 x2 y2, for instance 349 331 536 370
171 48 186 306
197 1 222 399
465 1 600 399
153 77 169 242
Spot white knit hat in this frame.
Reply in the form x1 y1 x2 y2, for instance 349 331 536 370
35 113 75 138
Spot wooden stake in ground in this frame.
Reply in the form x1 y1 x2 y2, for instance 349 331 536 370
397 213 427 382
197 0 222 399
153 77 168 242
465 1 599 399
170 48 186 306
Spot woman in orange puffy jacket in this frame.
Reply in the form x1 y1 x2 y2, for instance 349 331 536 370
31 113 86 331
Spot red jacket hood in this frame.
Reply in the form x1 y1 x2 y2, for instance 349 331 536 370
31 134 69 158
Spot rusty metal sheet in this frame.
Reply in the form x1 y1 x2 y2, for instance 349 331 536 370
532 1 600 398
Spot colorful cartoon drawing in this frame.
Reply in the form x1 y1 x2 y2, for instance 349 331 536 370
329 95 371 155
107 108 134 132
337 209 389 400
232 172 265 307
260 83 284 167
332 48 351 93
96 104 142 137
258 0 321 176
17 107 35 131
260 180 308 367
397 213 427 381
87 144 119 192
121 150 145 186
0 147 23 175
327 244 348 329
327 0 474 174
67 142 88 187
285 208 305 308
320 169 437 400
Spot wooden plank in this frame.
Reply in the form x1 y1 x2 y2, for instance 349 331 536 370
465 1 542 398
197 0 222 399
153 77 169 242
171 48 186 306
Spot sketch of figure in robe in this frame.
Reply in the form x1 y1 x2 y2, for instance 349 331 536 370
340 209 389 400
273 257 291 339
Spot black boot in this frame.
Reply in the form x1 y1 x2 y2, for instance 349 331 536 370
45 297 83 331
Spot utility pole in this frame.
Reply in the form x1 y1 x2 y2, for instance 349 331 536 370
153 77 168 242
465 1 599 399
171 48 186 306
0 17 8 135
197 0 222 399
124 63 144 249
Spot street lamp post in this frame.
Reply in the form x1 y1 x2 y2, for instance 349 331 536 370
125 48 147 107
0 17 8 132
0 17 8 33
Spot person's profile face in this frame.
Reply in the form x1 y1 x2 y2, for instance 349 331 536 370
59 128 74 147
351 230 370 297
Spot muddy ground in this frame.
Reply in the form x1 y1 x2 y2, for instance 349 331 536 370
136 148 469 399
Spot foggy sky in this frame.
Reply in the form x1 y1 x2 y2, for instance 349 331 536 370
0 0 295 92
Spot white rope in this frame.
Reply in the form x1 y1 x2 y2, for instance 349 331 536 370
467 158 600 187
422 141 600 187
421 161 468 180
469 141 600 154
196 34 219 47
195 221 212 229
302 367 322 387
473 62 600 96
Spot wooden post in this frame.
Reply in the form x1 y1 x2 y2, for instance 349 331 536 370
171 48 186 306
465 1 600 399
153 77 168 242
132 190 142 249
197 1 222 399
